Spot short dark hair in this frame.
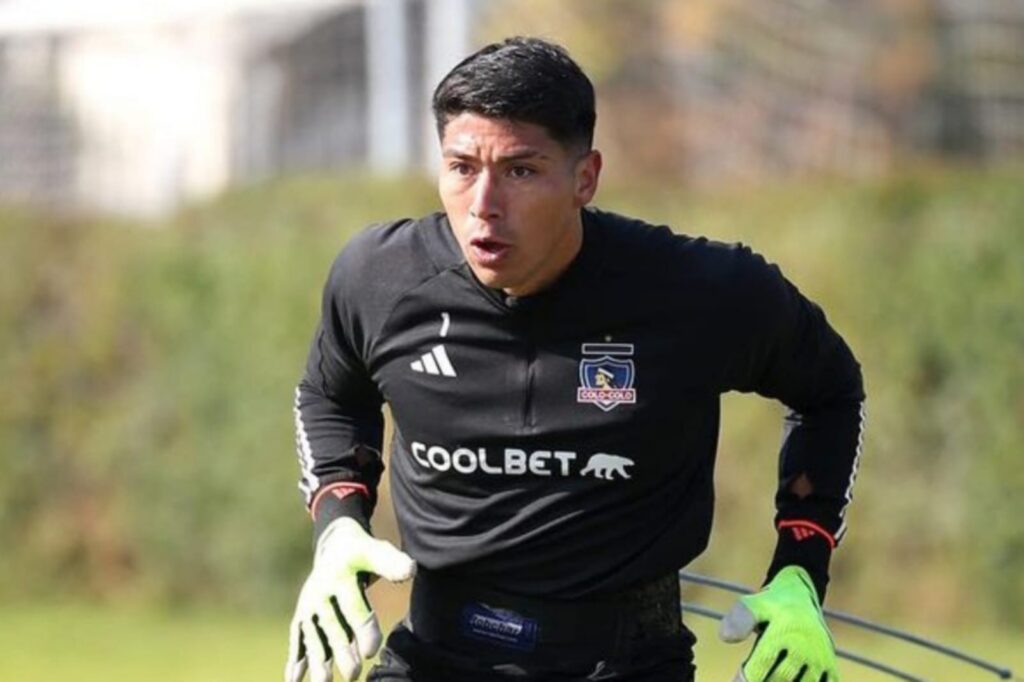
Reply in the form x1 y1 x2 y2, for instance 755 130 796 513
432 36 596 151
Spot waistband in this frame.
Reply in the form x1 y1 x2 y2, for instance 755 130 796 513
405 569 688 668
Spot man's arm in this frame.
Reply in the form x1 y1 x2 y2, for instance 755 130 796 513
294 250 386 542
716 245 864 682
287 245 416 682
723 246 866 602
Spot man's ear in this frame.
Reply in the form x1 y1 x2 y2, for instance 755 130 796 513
574 150 602 207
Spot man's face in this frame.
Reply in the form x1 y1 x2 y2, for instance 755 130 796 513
438 113 601 297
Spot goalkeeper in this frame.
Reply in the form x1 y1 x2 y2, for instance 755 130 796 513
286 36 865 682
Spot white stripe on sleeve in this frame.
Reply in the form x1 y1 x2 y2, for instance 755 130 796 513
835 400 866 543
293 387 320 504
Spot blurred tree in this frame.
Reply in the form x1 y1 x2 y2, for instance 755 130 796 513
476 0 1024 183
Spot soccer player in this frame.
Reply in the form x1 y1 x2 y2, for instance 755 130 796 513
286 36 864 682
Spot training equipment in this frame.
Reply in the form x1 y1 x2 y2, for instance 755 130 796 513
719 565 838 682
285 518 416 682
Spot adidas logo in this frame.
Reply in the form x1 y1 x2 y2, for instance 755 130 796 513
411 344 457 377
791 526 818 541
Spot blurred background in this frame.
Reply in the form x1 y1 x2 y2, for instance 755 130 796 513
1 0 1022 679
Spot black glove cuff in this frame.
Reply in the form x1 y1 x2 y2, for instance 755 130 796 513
312 487 371 546
766 528 832 603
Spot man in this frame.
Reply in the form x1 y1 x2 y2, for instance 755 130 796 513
286 37 864 682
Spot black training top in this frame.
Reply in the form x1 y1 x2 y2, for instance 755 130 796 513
293 207 865 600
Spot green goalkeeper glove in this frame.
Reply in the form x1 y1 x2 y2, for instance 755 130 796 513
285 518 416 682
719 565 838 682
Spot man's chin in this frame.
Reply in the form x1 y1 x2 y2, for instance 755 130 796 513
469 263 516 291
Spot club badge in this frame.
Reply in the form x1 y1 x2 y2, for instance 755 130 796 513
577 343 637 412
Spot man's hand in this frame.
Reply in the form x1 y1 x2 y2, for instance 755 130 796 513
285 518 416 682
718 565 838 682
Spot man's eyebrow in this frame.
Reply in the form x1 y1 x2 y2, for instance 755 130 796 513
441 148 551 162
498 150 550 162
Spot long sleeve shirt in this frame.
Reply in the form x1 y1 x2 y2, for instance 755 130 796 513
293 207 865 600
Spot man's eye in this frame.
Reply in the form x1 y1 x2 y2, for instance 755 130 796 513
450 162 474 176
509 166 535 179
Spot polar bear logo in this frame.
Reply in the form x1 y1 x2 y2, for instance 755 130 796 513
580 453 634 480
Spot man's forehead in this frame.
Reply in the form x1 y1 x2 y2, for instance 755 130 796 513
440 113 560 157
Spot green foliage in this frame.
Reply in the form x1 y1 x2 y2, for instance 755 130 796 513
0 176 440 610
1 167 1022 629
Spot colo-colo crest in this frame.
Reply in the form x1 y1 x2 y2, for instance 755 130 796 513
577 343 637 412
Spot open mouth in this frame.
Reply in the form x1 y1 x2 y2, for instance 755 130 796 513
470 237 512 265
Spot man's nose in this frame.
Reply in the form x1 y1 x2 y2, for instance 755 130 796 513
469 171 502 220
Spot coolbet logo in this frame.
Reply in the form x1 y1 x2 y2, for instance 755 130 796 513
577 342 637 412
410 442 634 481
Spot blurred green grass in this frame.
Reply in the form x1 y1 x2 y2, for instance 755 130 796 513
0 602 286 681
2 598 1020 681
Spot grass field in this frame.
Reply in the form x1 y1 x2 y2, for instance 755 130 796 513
3 596 1020 681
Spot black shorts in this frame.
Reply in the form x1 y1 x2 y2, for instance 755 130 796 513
366 570 697 682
